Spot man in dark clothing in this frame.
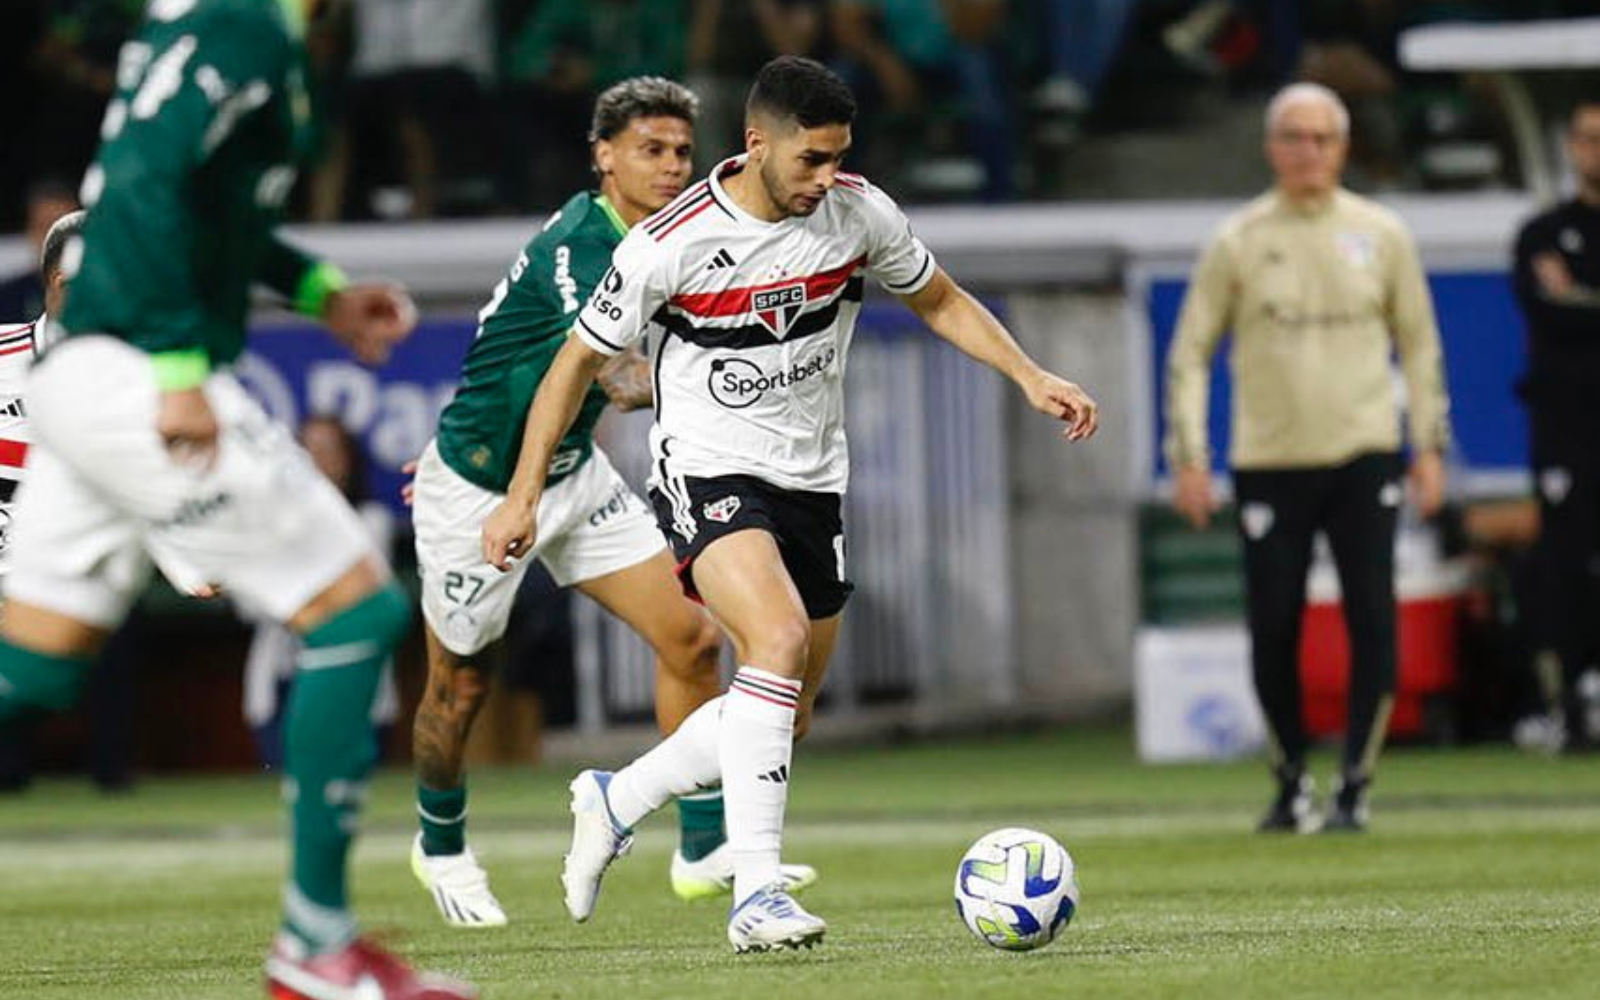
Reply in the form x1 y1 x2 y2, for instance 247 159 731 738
1510 97 1600 753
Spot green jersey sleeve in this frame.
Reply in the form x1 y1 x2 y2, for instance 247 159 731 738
64 2 295 358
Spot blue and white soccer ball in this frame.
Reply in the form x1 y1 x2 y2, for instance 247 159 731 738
953 827 1079 951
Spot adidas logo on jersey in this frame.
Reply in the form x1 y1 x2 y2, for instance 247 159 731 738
756 765 789 784
704 248 737 270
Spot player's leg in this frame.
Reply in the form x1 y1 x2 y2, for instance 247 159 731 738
687 528 826 950
144 379 472 996
1235 466 1322 832
1320 453 1402 831
560 530 810 926
1529 406 1599 750
408 440 529 927
0 350 151 725
572 551 728 865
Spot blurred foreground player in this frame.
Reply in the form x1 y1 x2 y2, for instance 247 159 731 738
0 2 475 997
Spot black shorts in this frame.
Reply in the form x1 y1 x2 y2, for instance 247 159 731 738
648 474 853 620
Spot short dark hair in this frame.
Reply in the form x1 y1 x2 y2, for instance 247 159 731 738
588 76 699 144
746 56 856 130
39 209 86 279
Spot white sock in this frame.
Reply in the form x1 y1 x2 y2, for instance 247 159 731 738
606 695 724 829
721 666 801 905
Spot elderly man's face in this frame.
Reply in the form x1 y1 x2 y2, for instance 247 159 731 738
1265 98 1348 199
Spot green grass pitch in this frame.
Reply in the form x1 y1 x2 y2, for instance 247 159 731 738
1 729 1596 999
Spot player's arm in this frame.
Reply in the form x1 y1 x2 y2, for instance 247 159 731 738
1512 220 1600 336
900 268 1098 441
481 336 611 570
596 348 653 411
1163 231 1235 528
84 7 293 460
483 238 669 569
256 237 417 366
1385 223 1450 517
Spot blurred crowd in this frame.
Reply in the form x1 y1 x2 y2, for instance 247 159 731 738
0 1 1597 229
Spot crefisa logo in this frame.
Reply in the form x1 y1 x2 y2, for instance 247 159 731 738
708 347 837 409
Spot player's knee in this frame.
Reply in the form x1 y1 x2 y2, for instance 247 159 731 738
659 611 722 683
747 617 810 675
360 581 414 650
450 666 492 714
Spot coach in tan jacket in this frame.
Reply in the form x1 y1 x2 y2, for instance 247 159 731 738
1164 82 1451 833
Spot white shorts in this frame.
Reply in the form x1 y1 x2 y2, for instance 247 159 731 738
5 336 377 626
412 439 665 656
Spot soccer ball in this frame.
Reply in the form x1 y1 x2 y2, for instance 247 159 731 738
953 827 1078 951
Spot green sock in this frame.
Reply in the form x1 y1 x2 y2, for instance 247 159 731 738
281 583 410 952
677 788 727 861
418 784 468 856
0 640 94 724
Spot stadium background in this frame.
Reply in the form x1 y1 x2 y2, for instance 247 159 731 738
0 2 1593 770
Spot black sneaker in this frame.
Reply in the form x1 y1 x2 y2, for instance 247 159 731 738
1323 774 1371 833
1258 767 1316 833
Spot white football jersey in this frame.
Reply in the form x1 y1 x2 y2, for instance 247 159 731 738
0 315 51 572
574 155 935 494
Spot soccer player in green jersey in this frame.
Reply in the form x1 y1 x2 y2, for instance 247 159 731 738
408 76 815 928
0 2 474 996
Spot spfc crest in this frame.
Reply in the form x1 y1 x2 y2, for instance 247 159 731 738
1241 502 1274 540
1334 230 1376 269
752 283 807 337
703 496 742 523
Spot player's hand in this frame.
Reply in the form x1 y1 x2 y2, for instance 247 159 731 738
1408 450 1446 518
399 459 418 507
1024 370 1099 441
1173 465 1218 529
481 498 536 572
156 387 220 470
324 282 418 365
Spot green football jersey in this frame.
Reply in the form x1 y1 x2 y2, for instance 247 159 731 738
436 192 630 493
61 0 323 368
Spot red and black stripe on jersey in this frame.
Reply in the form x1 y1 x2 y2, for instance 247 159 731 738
0 322 38 359
651 256 868 350
643 180 723 243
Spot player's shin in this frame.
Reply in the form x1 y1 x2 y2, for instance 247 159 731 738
720 667 801 905
0 640 94 725
607 694 725 828
281 582 411 951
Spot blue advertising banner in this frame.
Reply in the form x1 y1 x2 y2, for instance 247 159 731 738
238 317 473 513
1146 269 1531 482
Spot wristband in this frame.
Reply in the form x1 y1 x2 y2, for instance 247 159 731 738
294 261 350 318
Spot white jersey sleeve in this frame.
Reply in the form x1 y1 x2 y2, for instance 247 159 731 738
572 230 673 356
854 180 936 296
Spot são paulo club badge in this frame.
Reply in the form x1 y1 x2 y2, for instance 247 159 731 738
752 283 807 337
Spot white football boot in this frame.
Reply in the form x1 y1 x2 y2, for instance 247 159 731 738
410 834 508 928
560 770 633 922
671 843 820 902
727 883 827 953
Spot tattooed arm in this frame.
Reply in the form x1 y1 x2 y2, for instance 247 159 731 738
596 347 653 412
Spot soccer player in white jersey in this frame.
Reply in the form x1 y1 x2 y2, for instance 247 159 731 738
487 55 1100 952
0 210 80 547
